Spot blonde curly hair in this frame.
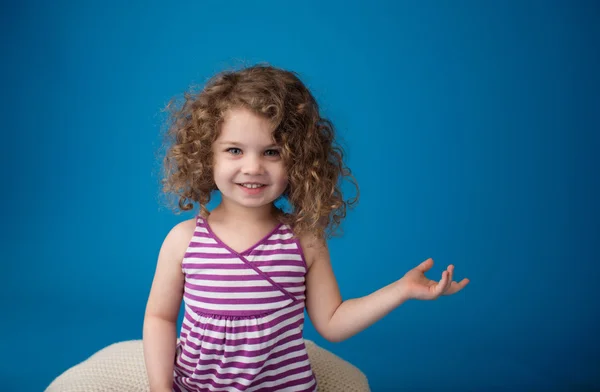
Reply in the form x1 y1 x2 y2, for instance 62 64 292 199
161 64 358 239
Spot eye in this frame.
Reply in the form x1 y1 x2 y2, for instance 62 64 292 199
264 149 280 157
226 147 242 155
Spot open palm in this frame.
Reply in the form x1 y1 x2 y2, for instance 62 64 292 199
398 258 470 300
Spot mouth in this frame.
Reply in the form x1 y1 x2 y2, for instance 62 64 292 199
236 183 267 189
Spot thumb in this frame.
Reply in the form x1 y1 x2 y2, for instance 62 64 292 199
414 258 434 273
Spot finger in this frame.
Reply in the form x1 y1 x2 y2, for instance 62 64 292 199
443 265 454 293
457 277 470 290
444 278 470 295
415 258 434 273
435 270 449 297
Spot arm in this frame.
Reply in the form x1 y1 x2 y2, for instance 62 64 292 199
143 220 194 391
302 235 468 343
303 235 405 342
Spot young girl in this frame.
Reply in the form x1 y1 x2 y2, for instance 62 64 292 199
143 64 469 392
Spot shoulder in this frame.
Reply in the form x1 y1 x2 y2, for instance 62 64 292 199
160 217 197 260
168 217 197 238
298 232 329 269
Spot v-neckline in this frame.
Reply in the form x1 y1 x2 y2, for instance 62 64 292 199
202 216 283 256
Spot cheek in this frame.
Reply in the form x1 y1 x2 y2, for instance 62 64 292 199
213 156 232 171
211 162 229 181
273 163 287 177
277 168 289 187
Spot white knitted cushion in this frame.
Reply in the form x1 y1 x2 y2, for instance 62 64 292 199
45 340 370 392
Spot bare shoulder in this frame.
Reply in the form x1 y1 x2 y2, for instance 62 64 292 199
168 218 197 238
298 232 329 269
145 218 196 319
160 218 197 261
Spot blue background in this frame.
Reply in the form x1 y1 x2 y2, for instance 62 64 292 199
2 1 599 391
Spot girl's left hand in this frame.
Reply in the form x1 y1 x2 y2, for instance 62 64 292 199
397 258 469 301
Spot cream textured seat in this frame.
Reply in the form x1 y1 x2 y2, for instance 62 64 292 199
45 339 370 391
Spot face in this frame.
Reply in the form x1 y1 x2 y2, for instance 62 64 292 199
212 107 288 210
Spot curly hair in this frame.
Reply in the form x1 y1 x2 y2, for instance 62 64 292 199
161 64 359 239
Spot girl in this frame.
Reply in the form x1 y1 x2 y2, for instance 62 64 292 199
143 64 469 392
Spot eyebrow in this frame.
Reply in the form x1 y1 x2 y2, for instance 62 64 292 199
218 141 280 148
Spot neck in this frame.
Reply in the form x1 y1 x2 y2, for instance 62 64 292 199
211 199 277 225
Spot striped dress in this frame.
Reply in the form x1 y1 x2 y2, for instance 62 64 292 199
173 216 317 392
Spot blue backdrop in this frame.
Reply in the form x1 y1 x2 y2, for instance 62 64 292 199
2 1 599 391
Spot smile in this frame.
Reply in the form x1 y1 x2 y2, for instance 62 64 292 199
237 183 266 189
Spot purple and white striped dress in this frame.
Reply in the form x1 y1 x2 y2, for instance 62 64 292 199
173 216 317 392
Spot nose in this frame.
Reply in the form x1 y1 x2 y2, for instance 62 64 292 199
242 155 265 175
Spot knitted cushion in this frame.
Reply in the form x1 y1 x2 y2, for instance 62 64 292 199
45 340 370 392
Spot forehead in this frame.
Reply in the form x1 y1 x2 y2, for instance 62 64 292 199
217 107 275 144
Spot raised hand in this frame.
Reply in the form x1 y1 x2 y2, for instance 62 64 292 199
397 258 469 300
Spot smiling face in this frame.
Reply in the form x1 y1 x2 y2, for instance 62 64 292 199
212 107 289 211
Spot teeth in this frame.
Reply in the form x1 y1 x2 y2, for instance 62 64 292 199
240 183 264 189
